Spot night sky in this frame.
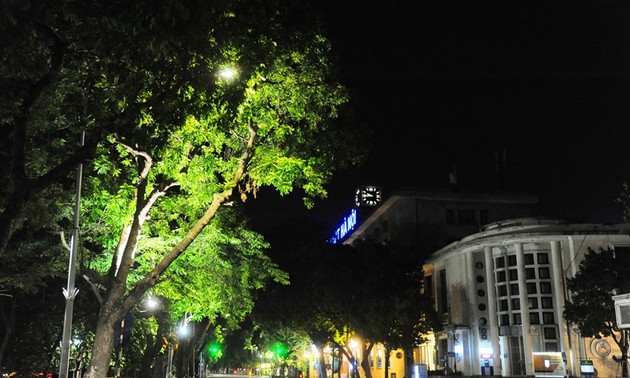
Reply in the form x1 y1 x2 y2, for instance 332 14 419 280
247 0 630 231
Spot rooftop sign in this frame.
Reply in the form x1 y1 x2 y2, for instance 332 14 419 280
330 208 357 244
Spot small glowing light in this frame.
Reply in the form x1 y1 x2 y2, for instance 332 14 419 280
178 323 190 337
218 67 237 81
480 347 493 359
454 344 463 356
146 297 158 310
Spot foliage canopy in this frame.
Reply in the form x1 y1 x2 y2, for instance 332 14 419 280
1 0 365 375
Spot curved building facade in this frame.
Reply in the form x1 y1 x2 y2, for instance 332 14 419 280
421 218 630 377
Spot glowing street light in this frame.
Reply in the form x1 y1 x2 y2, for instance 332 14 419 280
218 67 237 81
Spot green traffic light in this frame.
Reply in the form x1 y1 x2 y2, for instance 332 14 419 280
271 342 288 358
208 341 222 358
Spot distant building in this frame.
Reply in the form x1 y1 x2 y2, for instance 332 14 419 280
341 189 630 377
343 188 537 252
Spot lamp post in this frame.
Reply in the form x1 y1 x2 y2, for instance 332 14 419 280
59 131 85 378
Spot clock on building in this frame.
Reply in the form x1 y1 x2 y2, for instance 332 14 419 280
355 186 382 207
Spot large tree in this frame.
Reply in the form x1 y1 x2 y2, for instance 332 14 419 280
1 0 364 375
564 247 630 377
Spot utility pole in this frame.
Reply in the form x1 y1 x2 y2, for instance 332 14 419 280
59 131 85 378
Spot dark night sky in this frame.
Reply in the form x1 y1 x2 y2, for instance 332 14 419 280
247 0 630 231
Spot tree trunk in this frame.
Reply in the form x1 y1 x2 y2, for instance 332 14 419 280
84 298 125 377
403 346 413 378
139 311 170 378
0 296 16 367
360 343 374 378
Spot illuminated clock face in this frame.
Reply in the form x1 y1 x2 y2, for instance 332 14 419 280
355 186 381 206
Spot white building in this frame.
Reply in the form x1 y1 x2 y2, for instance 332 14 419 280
422 218 630 377
342 188 630 377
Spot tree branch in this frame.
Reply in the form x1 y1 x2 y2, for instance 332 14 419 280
122 119 258 312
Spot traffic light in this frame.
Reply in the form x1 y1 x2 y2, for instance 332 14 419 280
271 342 288 358
208 341 223 359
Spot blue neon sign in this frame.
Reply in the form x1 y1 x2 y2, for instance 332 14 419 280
330 208 358 244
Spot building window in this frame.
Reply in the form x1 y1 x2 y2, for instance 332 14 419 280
509 269 518 281
527 283 537 294
538 253 549 264
539 268 550 279
525 268 536 279
524 253 535 265
530 313 540 324
498 285 507 296
540 282 552 294
511 298 521 310
425 275 433 298
541 297 553 309
476 275 485 283
508 255 517 266
543 312 555 324
478 303 487 311
478 289 486 297
513 313 522 325
439 269 448 314
528 297 539 309
496 257 505 268
544 327 557 340
500 314 510 326
497 271 506 283
500 299 508 311
510 284 519 295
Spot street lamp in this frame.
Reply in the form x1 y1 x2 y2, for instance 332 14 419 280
218 67 237 81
